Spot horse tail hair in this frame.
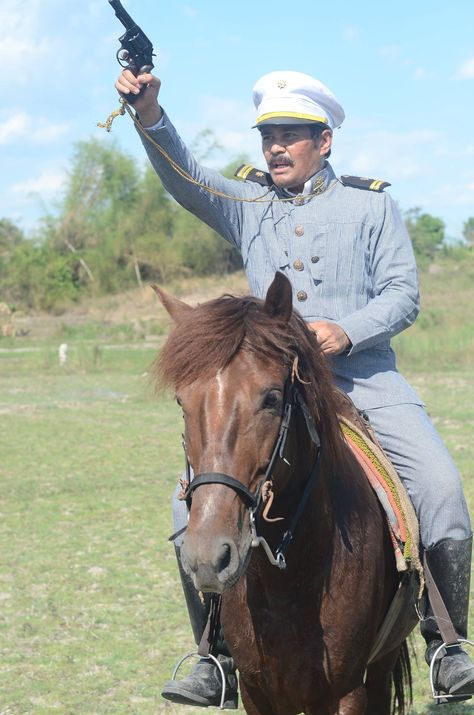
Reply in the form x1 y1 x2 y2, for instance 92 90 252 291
391 640 412 715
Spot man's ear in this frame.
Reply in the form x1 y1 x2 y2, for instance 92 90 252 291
318 129 333 157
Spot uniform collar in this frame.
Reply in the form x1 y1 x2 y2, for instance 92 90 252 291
278 161 336 201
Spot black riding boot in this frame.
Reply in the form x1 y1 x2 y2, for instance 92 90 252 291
421 536 474 701
161 546 238 708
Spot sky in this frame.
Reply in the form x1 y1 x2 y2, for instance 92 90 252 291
2 0 474 241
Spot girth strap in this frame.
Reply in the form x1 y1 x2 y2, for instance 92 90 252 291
186 472 258 509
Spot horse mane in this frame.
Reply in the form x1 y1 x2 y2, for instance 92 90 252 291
154 292 336 393
153 293 371 523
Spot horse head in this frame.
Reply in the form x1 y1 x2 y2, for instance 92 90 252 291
152 273 333 593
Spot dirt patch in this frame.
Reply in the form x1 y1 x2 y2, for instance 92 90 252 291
11 272 249 340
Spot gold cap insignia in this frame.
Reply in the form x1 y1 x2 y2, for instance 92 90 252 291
277 79 287 89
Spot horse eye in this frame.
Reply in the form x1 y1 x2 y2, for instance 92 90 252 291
261 389 282 412
176 396 183 407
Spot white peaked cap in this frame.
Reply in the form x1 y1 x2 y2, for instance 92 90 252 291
252 70 345 129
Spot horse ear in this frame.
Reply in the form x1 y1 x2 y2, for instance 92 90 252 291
263 272 293 322
150 284 194 323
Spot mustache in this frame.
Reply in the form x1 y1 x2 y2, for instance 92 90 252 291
268 154 294 169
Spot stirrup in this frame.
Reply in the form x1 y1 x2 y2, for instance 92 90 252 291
171 651 228 709
429 638 474 701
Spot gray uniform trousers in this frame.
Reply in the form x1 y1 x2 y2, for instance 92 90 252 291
172 400 471 551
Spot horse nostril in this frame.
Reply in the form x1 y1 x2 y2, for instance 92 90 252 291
215 541 232 574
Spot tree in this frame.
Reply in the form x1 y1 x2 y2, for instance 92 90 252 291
0 219 27 305
1 241 79 310
405 208 445 264
3 131 248 309
64 138 140 225
0 218 25 261
39 138 145 292
462 217 474 248
119 165 179 284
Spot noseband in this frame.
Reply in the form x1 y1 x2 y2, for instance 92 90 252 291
179 379 322 569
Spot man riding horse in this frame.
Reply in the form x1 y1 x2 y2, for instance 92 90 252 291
115 67 474 705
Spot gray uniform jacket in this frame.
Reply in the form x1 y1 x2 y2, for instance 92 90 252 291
139 112 423 411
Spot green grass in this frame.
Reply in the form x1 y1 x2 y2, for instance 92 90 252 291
0 350 187 714
393 257 474 371
0 261 473 713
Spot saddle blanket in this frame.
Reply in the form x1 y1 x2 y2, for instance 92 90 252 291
339 416 423 585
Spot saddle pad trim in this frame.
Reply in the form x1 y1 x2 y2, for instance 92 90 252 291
339 417 423 587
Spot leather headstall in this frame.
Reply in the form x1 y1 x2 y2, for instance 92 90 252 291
173 378 322 569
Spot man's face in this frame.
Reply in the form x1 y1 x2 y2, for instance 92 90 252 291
260 125 332 193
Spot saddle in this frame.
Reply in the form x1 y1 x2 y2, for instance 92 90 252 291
332 386 380 444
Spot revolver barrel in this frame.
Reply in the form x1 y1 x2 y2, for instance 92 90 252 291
109 0 135 30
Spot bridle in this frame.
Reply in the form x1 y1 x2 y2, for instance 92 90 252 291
177 378 322 570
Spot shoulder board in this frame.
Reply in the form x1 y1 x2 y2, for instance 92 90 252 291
234 164 271 186
339 175 391 192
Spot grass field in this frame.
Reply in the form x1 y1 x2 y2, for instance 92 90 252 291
0 269 473 714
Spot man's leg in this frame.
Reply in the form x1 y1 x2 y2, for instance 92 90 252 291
365 402 474 699
161 484 238 708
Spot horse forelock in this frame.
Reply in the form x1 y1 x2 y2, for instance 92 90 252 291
154 294 263 391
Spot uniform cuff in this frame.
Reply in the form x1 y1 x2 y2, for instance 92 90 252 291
142 114 165 131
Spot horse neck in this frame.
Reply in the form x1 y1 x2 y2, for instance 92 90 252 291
252 406 371 591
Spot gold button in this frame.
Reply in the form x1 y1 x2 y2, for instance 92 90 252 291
311 255 320 264
293 259 304 271
296 290 307 301
294 197 304 206
295 225 304 236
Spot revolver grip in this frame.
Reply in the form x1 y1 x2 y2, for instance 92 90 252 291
122 64 153 105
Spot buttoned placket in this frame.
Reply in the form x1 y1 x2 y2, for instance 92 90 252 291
289 195 329 314
286 201 310 305
272 164 332 308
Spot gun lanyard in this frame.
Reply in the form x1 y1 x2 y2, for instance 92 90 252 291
98 98 321 206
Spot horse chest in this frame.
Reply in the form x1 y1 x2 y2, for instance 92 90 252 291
223 579 327 675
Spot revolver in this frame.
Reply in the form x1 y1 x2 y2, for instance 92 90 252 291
109 0 155 104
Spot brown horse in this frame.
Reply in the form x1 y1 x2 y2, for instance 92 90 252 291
153 272 416 715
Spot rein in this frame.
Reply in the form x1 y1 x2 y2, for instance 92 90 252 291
177 380 321 570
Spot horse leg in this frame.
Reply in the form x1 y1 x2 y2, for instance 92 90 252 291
330 685 367 714
365 648 401 715
239 679 276 715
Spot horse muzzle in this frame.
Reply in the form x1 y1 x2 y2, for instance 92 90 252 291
181 530 251 593
179 471 258 592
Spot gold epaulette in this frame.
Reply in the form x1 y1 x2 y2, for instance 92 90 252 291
234 164 271 186
339 175 391 192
